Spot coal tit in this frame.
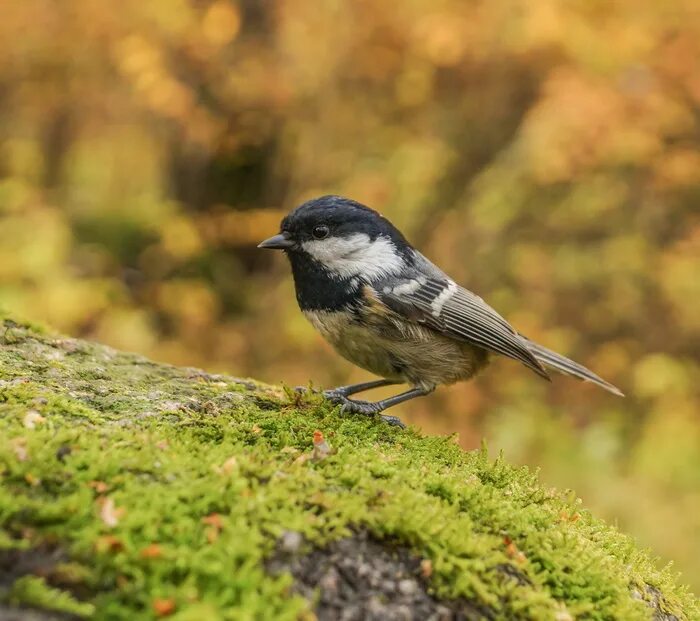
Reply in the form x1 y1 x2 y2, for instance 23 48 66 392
259 195 623 428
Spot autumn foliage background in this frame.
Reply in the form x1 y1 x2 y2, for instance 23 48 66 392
1 0 699 592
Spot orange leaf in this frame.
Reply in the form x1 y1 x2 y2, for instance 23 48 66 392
201 513 223 529
312 430 331 461
153 598 176 617
503 536 527 563
140 544 163 559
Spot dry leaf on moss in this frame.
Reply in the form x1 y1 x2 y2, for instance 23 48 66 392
153 598 176 617
23 410 46 429
98 497 125 528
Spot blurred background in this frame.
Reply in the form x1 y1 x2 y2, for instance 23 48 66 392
1 0 699 592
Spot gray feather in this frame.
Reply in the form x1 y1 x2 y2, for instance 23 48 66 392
521 337 624 396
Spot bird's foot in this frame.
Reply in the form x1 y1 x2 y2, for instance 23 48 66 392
378 414 406 428
324 393 406 429
322 388 350 401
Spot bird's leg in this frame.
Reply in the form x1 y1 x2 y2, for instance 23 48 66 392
294 378 398 397
323 379 399 400
333 386 434 429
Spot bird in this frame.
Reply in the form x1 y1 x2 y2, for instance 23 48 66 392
258 195 623 428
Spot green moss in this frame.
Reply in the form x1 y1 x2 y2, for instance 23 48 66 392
0 317 697 620
0 311 50 336
5 575 95 617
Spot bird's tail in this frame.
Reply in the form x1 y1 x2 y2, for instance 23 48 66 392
521 337 624 397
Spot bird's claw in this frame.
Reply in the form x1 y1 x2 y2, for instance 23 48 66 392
322 388 349 402
379 415 406 429
339 399 383 416
324 394 406 429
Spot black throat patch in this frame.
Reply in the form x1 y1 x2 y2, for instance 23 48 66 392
286 251 362 311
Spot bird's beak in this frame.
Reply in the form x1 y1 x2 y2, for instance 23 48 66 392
257 232 294 250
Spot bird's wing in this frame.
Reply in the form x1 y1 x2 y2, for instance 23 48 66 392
375 255 549 379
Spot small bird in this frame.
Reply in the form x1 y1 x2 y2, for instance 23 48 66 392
259 195 623 428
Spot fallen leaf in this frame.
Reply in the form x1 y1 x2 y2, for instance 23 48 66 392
312 430 331 461
140 544 163 559
98 497 125 528
251 424 262 434
503 536 527 563
153 598 176 617
23 410 46 429
420 558 433 578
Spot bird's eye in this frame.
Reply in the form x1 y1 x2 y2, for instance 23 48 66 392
312 225 330 240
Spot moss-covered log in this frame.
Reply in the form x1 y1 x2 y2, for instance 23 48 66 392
0 314 697 620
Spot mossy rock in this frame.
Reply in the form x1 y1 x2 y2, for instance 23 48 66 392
0 314 697 620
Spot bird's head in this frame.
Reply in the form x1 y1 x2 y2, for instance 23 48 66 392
258 195 411 280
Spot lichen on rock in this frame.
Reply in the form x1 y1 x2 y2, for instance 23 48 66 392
0 314 697 620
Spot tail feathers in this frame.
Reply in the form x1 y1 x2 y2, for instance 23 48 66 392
521 337 624 397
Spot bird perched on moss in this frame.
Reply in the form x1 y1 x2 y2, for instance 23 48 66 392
259 195 623 428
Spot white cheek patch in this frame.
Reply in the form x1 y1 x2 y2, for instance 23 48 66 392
431 280 457 317
302 233 403 280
